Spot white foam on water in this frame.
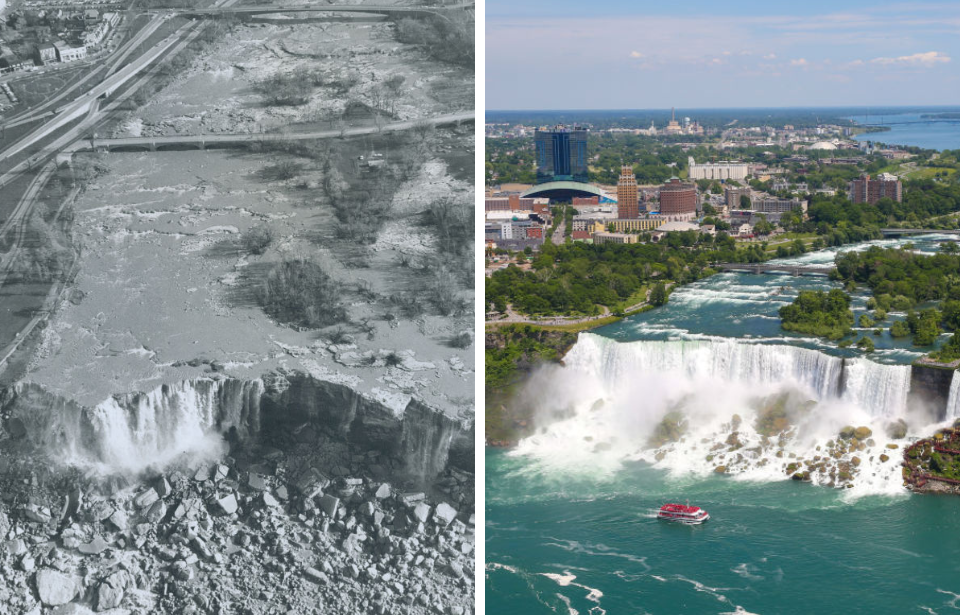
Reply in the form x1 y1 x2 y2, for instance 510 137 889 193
511 334 929 496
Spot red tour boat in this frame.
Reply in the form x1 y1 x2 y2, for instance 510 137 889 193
658 503 710 524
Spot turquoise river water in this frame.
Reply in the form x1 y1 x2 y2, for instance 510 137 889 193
486 236 960 614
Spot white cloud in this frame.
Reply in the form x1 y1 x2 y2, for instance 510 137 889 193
871 51 951 65
790 58 809 66
630 50 644 58
763 53 777 60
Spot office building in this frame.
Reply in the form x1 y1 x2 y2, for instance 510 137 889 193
658 178 697 217
617 165 639 219
534 125 588 184
849 173 903 205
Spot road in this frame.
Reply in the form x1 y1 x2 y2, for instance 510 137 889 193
69 110 475 151
176 1 473 16
0 14 168 131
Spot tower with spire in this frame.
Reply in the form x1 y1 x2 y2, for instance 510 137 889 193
666 107 682 134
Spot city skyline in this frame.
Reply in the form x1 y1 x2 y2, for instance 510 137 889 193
487 0 960 109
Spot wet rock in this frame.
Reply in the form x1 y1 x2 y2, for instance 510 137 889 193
108 509 128 531
248 473 267 491
304 567 328 584
434 503 457 526
854 426 873 440
296 468 329 498
23 504 52 524
155 477 173 497
5 538 27 556
144 500 166 524
134 488 159 510
215 494 238 515
213 465 229 482
36 568 81 605
20 553 36 572
412 503 430 523
49 605 94 615
839 426 855 439
375 483 391 499
886 419 908 439
319 495 339 518
78 536 109 555
97 581 124 610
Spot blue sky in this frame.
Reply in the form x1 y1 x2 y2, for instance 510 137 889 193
486 0 960 109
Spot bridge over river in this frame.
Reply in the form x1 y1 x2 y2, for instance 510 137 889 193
716 263 833 277
880 228 960 237
64 111 474 153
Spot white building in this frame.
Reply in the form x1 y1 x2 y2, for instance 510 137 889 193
687 157 749 181
53 41 87 63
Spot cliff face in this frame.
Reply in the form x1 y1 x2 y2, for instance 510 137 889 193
0 371 471 483
908 363 955 422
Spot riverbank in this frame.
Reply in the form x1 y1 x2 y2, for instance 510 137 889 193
903 422 960 494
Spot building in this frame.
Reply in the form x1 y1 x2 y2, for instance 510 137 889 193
849 173 902 205
572 196 599 207
688 157 749 181
616 165 639 219
753 196 806 214
658 178 697 218
534 124 588 184
36 43 57 65
664 108 682 135
724 186 751 209
53 40 87 63
485 195 538 212
593 232 638 245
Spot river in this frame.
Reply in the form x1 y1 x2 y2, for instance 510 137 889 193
848 112 960 151
486 236 960 614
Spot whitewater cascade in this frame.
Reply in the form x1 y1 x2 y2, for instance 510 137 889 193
8 379 263 473
946 371 960 420
2 374 470 481
513 334 933 495
563 333 912 417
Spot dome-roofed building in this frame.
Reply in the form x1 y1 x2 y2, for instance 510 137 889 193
808 141 839 151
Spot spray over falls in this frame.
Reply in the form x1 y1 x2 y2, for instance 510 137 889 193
512 333 957 495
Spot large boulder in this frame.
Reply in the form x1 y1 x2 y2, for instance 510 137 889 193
839 426 856 440
886 419 908 440
853 426 873 441
36 568 80 606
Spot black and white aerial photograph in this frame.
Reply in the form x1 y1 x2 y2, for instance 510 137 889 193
0 0 475 611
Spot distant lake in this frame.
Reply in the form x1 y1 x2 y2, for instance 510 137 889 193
848 112 960 151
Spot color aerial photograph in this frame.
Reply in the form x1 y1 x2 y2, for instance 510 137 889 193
484 0 960 613
0 0 475 612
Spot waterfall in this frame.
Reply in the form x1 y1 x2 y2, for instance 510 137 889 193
946 371 960 420
512 333 924 494
9 378 263 473
565 333 911 415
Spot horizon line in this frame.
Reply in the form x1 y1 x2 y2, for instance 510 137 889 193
487 104 960 113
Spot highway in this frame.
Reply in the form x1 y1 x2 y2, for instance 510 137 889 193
176 1 473 16
0 14 168 131
69 110 475 151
